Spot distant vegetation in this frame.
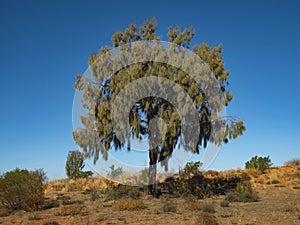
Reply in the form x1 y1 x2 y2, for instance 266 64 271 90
65 150 93 180
245 155 273 172
1 159 300 224
284 158 300 166
107 164 123 179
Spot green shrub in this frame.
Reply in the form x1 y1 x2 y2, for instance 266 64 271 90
180 161 203 178
0 168 46 211
65 150 93 180
225 180 259 202
245 156 272 172
105 185 140 200
162 201 177 212
128 187 141 199
220 200 230 207
202 202 215 213
90 188 100 201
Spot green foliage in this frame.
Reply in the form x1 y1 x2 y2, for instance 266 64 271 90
0 168 46 211
107 165 123 179
225 180 259 203
128 188 142 199
105 185 141 200
90 188 100 201
245 156 273 172
73 18 246 171
79 171 93 178
163 161 211 198
220 200 230 207
202 202 215 213
181 161 203 178
162 201 177 212
65 150 93 179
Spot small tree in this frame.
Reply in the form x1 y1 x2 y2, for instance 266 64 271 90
245 155 272 172
0 168 46 211
65 150 93 179
107 164 123 179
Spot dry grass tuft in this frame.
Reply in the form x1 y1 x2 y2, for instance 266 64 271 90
182 201 202 211
245 168 262 178
284 158 300 166
162 201 177 212
194 212 219 225
0 207 11 217
55 204 86 216
114 199 146 211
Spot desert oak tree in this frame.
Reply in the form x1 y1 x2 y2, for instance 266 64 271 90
73 18 246 194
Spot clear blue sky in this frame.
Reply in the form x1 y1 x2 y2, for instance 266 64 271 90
0 0 299 179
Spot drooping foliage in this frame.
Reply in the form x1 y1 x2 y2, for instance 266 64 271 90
73 18 246 184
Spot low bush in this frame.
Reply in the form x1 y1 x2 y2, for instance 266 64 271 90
182 200 202 211
90 188 100 201
202 202 215 213
0 168 46 211
105 185 141 200
194 212 219 225
128 187 142 199
162 201 177 212
225 180 259 202
220 200 230 207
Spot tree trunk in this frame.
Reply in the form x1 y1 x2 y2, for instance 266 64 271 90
148 133 158 195
148 147 158 195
